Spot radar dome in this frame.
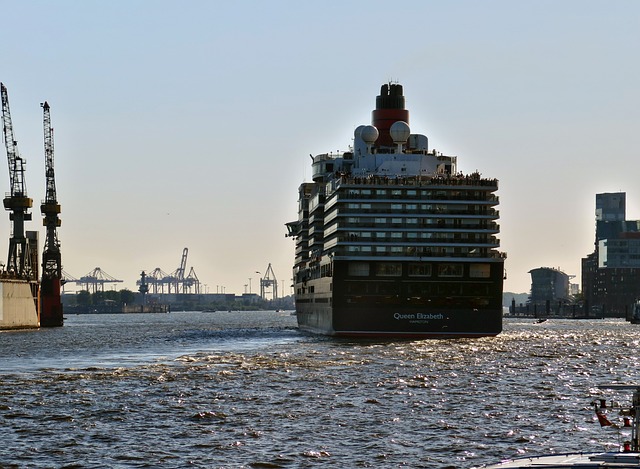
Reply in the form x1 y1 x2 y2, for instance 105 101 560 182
360 125 379 144
390 121 410 143
354 125 366 139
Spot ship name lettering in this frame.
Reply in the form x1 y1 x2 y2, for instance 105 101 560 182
416 313 444 320
394 313 415 320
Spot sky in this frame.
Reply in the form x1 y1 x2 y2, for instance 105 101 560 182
0 0 638 295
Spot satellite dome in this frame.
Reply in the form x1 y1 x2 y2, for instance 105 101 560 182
354 125 366 139
390 121 410 143
360 125 379 144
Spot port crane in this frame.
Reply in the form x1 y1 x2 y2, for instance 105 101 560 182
259 263 278 300
137 248 202 294
74 267 123 293
39 101 63 326
1 83 34 279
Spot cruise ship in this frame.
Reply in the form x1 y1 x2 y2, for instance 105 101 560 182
286 83 505 338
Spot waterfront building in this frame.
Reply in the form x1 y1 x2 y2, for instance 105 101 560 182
582 192 640 317
528 267 572 304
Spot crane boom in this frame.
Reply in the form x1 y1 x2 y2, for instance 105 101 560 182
42 102 58 206
1 83 27 198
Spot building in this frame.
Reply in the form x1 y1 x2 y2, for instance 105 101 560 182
529 267 571 304
582 192 640 317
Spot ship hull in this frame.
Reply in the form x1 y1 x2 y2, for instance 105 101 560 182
295 259 503 338
296 305 502 338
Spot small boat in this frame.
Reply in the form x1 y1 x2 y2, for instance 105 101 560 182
478 385 640 468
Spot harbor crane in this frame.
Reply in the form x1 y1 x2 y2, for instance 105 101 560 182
74 267 123 293
1 83 34 279
259 263 278 300
137 248 202 294
39 101 63 327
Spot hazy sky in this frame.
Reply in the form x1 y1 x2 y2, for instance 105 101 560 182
1 1 638 295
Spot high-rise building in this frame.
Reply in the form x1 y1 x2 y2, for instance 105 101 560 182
582 192 640 317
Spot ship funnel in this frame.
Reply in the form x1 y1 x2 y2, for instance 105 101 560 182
372 83 409 147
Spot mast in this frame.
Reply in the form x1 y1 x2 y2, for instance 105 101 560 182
40 101 63 327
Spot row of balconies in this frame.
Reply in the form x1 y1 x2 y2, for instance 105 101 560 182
325 219 500 231
326 206 499 217
329 246 503 259
328 233 499 244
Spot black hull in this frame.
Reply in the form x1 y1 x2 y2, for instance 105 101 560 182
295 259 504 338
296 303 502 338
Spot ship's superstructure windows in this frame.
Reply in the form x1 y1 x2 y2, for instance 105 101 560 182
438 264 464 277
470 264 491 278
408 263 432 277
348 262 370 276
376 263 402 276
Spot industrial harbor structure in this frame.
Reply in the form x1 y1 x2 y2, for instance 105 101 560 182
1 83 64 329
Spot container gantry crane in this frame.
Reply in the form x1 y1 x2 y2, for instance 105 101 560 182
39 101 63 327
1 83 34 279
260 263 278 300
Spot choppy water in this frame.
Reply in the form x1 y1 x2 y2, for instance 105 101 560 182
2 312 640 468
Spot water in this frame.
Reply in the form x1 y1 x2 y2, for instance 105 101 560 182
1 313 640 468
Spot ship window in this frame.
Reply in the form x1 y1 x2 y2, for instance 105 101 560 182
376 190 387 196
407 218 418 224
392 190 402 197
407 190 417 196
391 218 402 225
438 264 464 277
391 204 403 210
391 246 403 254
391 232 402 239
408 263 432 277
375 218 386 224
470 264 491 278
407 232 417 239
375 263 402 276
406 204 417 210
348 262 370 276
361 189 371 195
361 203 371 209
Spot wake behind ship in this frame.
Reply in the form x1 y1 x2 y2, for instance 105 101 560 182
286 83 506 338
